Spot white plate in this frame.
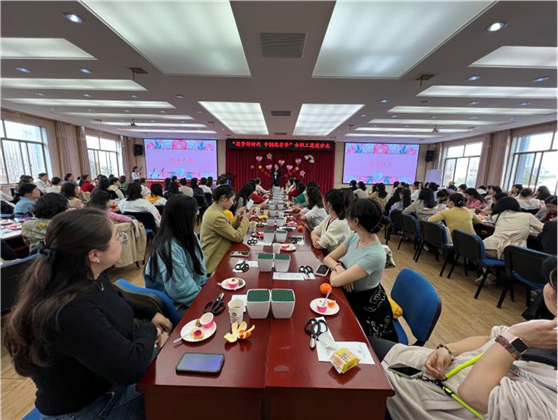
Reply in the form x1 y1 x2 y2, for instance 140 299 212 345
281 244 296 252
310 298 340 316
180 319 217 343
219 277 246 291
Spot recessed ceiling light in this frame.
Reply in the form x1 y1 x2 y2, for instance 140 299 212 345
83 93 93 98
80 68 92 74
35 92 46 97
391 115 398 118
0 78 145 91
470 116 479 120
101 122 206 128
150 120 155 122
360 114 367 118
533 76 550 83
159 110 166 114
293 104 364 136
130 94 139 99
16 67 31 73
124 110 130 113
430 115 437 119
199 101 269 135
63 13 84 23
356 127 467 133
380 99 389 104
471 46 556 69
61 112 193 120
5 98 174 108
467 75 481 81
520 102 531 106
123 128 217 134
486 21 507 32
175 94 185 99
469 101 480 105
346 133 440 138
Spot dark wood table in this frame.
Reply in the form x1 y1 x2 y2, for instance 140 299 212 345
139 222 394 420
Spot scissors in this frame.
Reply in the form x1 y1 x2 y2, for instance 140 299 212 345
298 265 313 275
247 238 258 246
235 260 250 272
304 318 329 349
204 293 226 315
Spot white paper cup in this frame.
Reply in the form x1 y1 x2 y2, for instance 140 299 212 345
272 243 282 254
228 299 245 324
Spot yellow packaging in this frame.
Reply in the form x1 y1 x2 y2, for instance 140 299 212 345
329 348 360 374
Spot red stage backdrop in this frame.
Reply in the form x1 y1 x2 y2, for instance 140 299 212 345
225 140 336 191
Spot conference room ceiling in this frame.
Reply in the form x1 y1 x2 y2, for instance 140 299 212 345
1 1 556 144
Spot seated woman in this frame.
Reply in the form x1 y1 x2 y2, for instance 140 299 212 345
200 185 251 273
354 182 369 199
291 182 308 206
165 181 182 199
14 183 40 216
390 188 412 214
537 195 557 223
287 178 300 199
370 183 389 211
403 187 439 221
383 187 404 215
311 189 351 254
484 197 543 260
108 177 125 200
118 183 162 228
517 188 543 212
428 193 481 240
22 193 69 251
464 188 487 212
119 175 129 191
510 183 523 198
78 174 95 193
146 183 167 206
145 195 208 316
374 257 557 420
3 208 172 419
190 177 205 196
178 178 193 197
301 187 327 230
323 199 396 341
485 185 503 207
535 185 552 201
60 183 83 210
436 189 449 210
47 176 62 193
235 183 256 210
254 177 268 195
87 190 133 224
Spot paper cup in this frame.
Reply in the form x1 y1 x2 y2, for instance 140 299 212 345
228 299 245 324
272 243 282 254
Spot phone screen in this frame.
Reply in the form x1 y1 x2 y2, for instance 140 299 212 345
176 353 225 374
388 364 422 377
316 264 330 275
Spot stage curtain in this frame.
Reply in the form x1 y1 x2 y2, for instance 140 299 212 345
225 146 336 191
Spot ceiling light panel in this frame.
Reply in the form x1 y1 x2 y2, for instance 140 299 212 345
0 78 146 91
346 133 440 138
471 46 557 69
1 38 96 60
418 85 557 99
121 129 216 134
294 104 364 136
61 112 193 120
389 106 556 115
101 122 206 128
356 127 468 133
7 99 174 108
83 1 250 76
313 1 493 78
369 118 499 126
198 102 268 135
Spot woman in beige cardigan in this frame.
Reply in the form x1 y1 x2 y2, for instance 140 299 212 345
372 257 557 420
311 189 350 254
200 185 250 273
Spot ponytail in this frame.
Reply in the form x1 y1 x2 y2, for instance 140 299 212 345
348 198 391 233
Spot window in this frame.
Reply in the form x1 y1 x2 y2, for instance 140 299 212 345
505 131 557 193
0 120 48 184
86 134 122 179
442 141 482 187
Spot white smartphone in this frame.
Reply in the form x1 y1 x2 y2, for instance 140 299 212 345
246 199 255 211
315 264 330 277
387 364 423 379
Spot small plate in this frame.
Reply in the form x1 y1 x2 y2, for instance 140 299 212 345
219 277 246 291
180 319 217 343
8 225 21 230
310 298 340 316
281 244 296 252
286 221 297 227
1 220 13 226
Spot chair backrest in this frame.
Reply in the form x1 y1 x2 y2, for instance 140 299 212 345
452 229 484 261
204 193 213 205
194 195 206 209
391 268 442 345
504 246 552 286
155 205 165 215
1 254 40 314
420 221 447 247
400 213 420 237
521 208 539 215
390 209 402 230
114 279 181 326
123 211 156 230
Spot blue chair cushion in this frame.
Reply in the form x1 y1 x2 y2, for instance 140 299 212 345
22 408 41 420
393 320 409 345
145 228 154 234
481 258 505 267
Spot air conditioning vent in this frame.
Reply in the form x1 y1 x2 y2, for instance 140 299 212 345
129 67 148 74
274 132 288 135
271 110 291 117
260 33 306 58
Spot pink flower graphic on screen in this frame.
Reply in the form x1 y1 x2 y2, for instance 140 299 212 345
204 143 214 151
406 146 417 155
346 146 356 154
373 144 389 154
146 141 155 150
172 140 187 150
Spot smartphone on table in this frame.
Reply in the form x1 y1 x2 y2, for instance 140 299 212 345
315 264 330 277
230 251 250 257
387 363 423 379
176 353 225 374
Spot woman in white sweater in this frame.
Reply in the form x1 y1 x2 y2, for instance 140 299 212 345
118 183 162 228
484 197 543 259
300 187 327 229
311 189 350 254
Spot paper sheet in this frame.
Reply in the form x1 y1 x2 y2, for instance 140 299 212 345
273 272 315 281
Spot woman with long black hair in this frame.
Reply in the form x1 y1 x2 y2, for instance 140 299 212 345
145 195 207 315
403 187 439 221
4 208 171 419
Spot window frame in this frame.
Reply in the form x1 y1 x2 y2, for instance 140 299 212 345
0 119 49 184
86 134 122 179
441 140 483 187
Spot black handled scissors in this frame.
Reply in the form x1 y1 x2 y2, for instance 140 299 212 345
247 238 258 246
204 293 225 315
234 260 250 272
298 265 313 275
304 318 328 349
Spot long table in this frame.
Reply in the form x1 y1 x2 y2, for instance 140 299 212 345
138 218 394 420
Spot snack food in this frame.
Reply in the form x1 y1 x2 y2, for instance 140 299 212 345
330 348 360 374
319 283 332 295
192 329 204 340
327 299 337 308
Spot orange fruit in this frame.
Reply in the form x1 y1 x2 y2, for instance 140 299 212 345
320 283 332 295
297 225 304 232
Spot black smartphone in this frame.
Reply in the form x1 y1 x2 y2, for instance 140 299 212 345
387 363 423 379
176 353 225 374
315 264 330 277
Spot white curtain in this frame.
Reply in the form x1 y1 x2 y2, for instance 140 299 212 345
76 126 91 175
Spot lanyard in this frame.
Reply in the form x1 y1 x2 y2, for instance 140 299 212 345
420 352 485 419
